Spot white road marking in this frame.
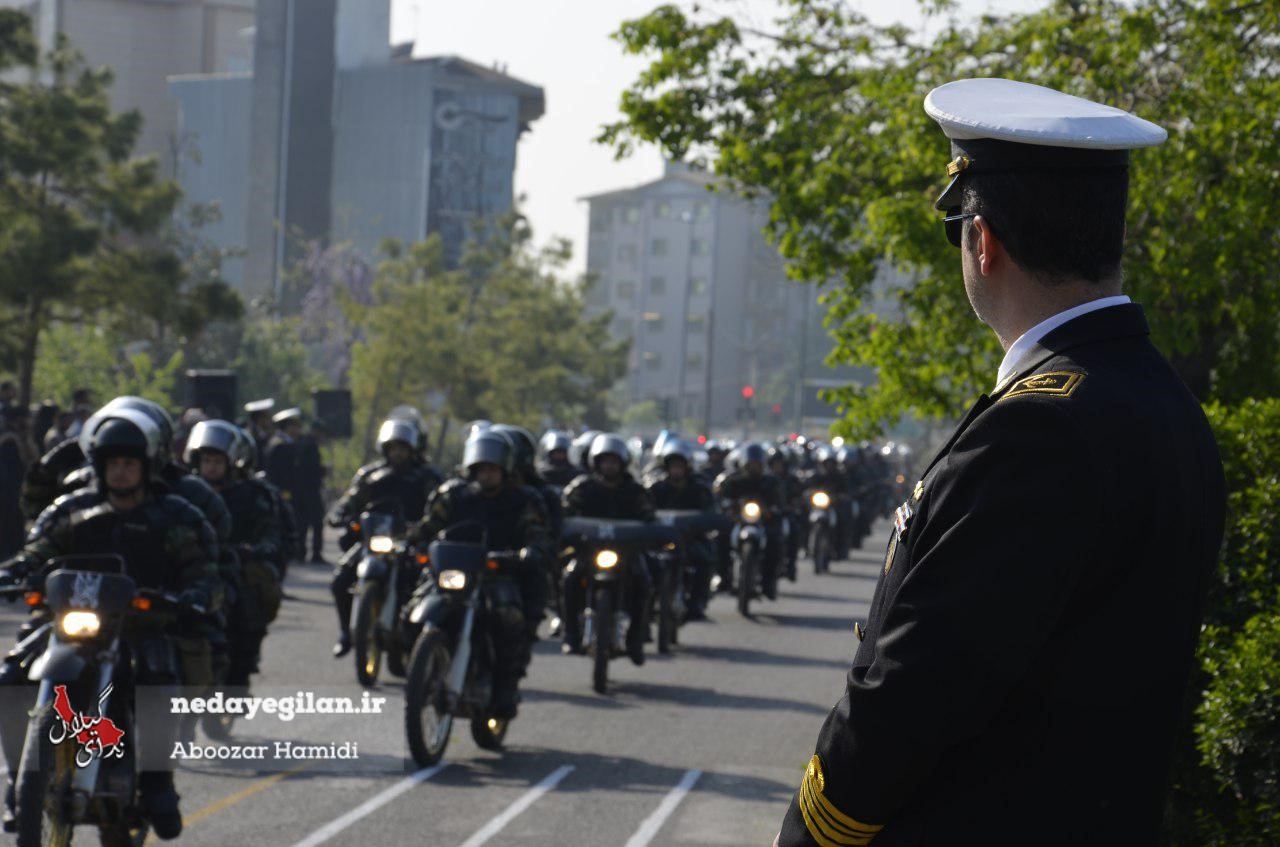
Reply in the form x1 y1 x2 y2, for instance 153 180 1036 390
456 765 576 847
624 769 703 847
288 762 449 847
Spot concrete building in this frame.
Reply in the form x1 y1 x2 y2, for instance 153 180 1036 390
582 162 869 435
0 0 255 170
170 0 543 297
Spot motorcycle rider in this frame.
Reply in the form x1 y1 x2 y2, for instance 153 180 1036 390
327 417 443 658
714 442 786 600
560 434 655 663
805 446 853 560
411 427 551 719
184 420 286 689
0 409 220 839
645 439 716 620
767 445 803 582
537 430 578 488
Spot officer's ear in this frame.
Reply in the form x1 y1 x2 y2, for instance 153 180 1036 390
969 215 1004 277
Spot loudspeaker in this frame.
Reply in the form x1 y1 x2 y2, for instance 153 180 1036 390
312 389 352 438
186 370 238 421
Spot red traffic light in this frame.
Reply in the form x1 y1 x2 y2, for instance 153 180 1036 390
697 434 707 445
771 403 782 415
741 385 755 399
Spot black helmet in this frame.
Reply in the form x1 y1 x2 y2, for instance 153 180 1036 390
658 439 694 467
376 418 421 456
462 429 514 475
227 424 257 473
704 439 727 458
489 424 537 476
588 433 631 470
82 396 175 460
739 442 768 468
570 429 599 470
540 429 571 456
766 445 790 469
86 408 163 484
183 419 238 467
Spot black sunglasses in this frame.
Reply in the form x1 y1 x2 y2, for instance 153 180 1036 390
943 211 978 248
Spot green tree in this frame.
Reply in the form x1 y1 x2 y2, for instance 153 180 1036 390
601 0 1280 435
346 215 628 462
0 12 239 405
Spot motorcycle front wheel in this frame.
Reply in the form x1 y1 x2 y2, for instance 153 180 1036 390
812 526 830 574
470 716 509 751
404 628 454 766
657 564 676 655
353 582 385 688
15 704 76 847
591 586 614 694
737 543 758 617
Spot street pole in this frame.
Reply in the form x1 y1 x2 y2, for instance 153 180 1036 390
794 289 810 434
676 210 695 429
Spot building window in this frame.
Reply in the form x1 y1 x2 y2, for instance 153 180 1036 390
649 276 666 295
643 311 663 331
623 206 641 224
651 238 668 256
617 279 636 299
643 351 662 370
687 314 705 332
655 201 672 218
686 353 703 370
617 244 637 263
694 200 710 219
690 276 708 296
590 211 610 233
690 238 708 256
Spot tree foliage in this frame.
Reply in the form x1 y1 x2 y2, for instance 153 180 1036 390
601 0 1280 436
0 11 240 405
347 215 629 460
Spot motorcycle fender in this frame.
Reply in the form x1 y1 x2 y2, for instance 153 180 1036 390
27 640 87 683
592 569 620 583
737 526 765 545
809 509 827 525
356 555 388 581
411 593 455 628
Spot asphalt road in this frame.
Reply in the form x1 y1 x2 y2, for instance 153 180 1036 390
1 522 890 847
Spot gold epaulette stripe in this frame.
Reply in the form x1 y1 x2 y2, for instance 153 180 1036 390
800 779 876 846
797 755 883 846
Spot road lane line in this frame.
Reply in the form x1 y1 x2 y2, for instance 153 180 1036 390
288 762 450 847
456 765 575 847
624 769 703 847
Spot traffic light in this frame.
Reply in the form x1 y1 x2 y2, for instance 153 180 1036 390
771 403 782 421
741 385 755 399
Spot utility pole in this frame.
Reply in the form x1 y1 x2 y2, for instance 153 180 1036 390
675 209 696 427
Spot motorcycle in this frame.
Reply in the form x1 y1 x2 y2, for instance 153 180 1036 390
2 555 202 847
403 527 522 766
560 518 678 693
653 510 730 642
728 499 770 616
808 490 838 574
349 500 418 687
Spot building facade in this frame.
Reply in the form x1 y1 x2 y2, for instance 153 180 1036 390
583 162 868 435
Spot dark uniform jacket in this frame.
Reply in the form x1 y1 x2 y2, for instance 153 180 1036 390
562 472 654 522
417 479 551 562
779 304 1226 847
646 473 714 512
263 434 298 504
222 478 287 570
329 459 443 530
536 460 579 489
713 470 785 513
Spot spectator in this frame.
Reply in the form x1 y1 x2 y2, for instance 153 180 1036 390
42 408 74 451
295 420 328 564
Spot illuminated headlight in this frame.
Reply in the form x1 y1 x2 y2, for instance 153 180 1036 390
741 501 762 522
811 491 831 509
60 611 101 638
437 570 468 590
595 549 619 569
369 536 395 554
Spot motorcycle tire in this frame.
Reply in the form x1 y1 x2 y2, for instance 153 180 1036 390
737 543 758 617
591 586 614 694
404 628 454 766
202 711 235 741
657 565 675 655
470 716 509 751
813 528 830 575
353 582 385 688
15 704 75 847
98 819 148 847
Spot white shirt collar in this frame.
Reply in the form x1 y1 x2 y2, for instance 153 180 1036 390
995 295 1131 390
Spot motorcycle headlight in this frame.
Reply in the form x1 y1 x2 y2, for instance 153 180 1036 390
811 491 831 509
741 501 762 522
60 611 101 638
437 570 468 590
595 549 619 569
369 535 395 554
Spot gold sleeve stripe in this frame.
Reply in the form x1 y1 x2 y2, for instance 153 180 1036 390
797 755 883 846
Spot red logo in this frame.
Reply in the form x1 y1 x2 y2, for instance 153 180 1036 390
48 684 126 768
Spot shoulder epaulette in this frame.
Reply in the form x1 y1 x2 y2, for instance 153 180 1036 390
1002 370 1085 400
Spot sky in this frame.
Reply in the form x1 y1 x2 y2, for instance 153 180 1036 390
391 0 1046 275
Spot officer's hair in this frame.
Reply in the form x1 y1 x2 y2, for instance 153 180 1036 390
962 169 1129 286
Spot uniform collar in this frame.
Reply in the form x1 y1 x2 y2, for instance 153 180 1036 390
996 295 1133 390
994 300 1151 395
